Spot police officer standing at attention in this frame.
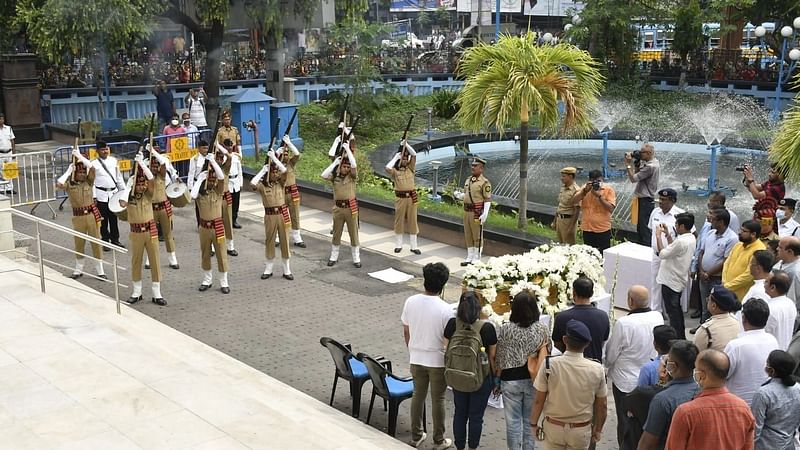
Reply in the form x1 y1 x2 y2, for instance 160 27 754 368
461 157 491 266
554 167 579 244
530 320 608 450
216 110 241 151
385 139 421 254
91 140 125 249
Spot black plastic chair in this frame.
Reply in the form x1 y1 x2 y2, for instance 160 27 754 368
358 352 425 437
319 337 373 418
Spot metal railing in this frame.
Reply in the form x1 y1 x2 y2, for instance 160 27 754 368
0 207 127 314
1 150 59 219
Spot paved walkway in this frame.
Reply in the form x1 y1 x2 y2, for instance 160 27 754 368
8 184 628 449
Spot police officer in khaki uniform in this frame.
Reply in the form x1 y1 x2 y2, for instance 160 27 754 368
461 157 491 266
191 152 230 294
693 286 742 351
554 167 580 244
56 147 106 279
252 150 293 280
531 319 608 450
120 152 166 305
277 134 306 247
216 110 241 150
386 139 421 254
144 145 180 270
321 141 361 267
213 139 236 256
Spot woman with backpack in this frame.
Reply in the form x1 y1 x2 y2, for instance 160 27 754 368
494 291 550 450
443 291 497 450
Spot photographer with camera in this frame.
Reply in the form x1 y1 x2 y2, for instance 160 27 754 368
573 169 616 252
742 163 786 204
625 143 660 246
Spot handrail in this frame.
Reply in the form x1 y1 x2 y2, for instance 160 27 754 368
0 207 127 314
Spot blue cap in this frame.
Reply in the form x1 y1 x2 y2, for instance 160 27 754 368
710 286 741 312
566 319 592 342
658 188 678 202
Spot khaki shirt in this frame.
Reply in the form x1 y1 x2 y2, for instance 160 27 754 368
279 150 299 186
333 173 357 201
65 179 95 209
390 161 416 191
464 174 491 206
256 181 286 209
217 126 241 146
533 351 607 422
126 191 154 224
152 172 168 203
557 183 579 214
693 313 741 352
196 180 225 221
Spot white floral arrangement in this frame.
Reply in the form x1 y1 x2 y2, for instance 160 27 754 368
463 244 605 322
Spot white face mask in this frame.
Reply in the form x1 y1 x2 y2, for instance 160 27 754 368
171 119 179 126
776 209 786 220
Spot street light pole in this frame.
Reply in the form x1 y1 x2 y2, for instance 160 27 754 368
757 21 800 123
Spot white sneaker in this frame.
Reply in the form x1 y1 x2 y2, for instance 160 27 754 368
432 438 453 450
408 432 427 448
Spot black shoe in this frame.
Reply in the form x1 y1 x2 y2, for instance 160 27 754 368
152 297 167 306
327 260 337 267
283 274 294 280
227 249 238 256
127 295 141 304
199 284 211 292
233 222 242 229
144 264 150 270
69 273 83 279
221 287 230 294
98 274 108 279
294 241 306 248
274 242 280 247
170 264 180 270
689 326 699 335
690 310 702 319
394 248 401 253
353 262 362 268
210 250 215 256
261 273 272 279
158 236 165 242
411 249 421 255
103 247 111 252
111 241 125 249
460 261 472 267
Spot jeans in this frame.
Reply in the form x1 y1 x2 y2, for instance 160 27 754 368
502 379 536 450
698 276 721 323
452 376 493 449
636 197 654 246
582 230 612 253
661 284 685 339
410 364 447 444
96 200 119 243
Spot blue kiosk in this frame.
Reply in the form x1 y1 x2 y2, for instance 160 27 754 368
228 89 275 158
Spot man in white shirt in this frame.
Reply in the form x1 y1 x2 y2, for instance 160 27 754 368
743 250 774 304
401 262 454 450
656 212 696 339
188 140 210 227
764 271 798 349
227 141 243 228
648 189 686 312
91 140 125 248
181 112 200 150
724 298 779 405
776 198 800 238
0 113 16 193
185 87 208 128
773 236 800 307
604 285 664 449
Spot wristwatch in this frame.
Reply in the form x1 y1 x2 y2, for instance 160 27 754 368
626 165 632 169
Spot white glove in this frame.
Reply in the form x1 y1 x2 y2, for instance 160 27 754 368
343 144 357 168
454 190 465 201
404 141 417 156
283 135 300 155
480 202 491 225
250 164 269 187
321 157 342 179
215 142 230 155
205 153 214 162
386 152 401 171
57 164 74 185
134 152 144 163
208 158 225 180
153 151 169 166
138 162 154 180
328 136 341 157
190 172 206 198
236 145 242 153
72 148 91 167
268 150 287 173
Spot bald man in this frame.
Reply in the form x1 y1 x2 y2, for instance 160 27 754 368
605 285 664 449
665 350 755 449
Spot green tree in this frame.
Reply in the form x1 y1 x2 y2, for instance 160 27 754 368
455 33 605 229
768 80 800 180
673 0 704 87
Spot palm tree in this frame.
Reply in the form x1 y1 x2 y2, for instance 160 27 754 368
455 33 605 229
770 82 800 179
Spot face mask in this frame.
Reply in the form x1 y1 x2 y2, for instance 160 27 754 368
776 210 786 220
171 120 179 126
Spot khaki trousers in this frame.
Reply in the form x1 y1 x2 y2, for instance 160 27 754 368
72 214 102 260
332 206 359 246
265 214 290 259
555 217 577 244
222 201 233 240
394 197 419 234
284 192 301 230
153 208 176 252
130 231 161 282
463 212 481 248
200 227 228 272
410 365 447 444
543 419 592 450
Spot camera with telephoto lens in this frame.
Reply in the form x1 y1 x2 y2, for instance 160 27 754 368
735 165 747 172
626 150 642 167
591 180 601 191
243 121 256 131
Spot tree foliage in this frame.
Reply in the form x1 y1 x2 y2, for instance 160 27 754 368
673 0 704 64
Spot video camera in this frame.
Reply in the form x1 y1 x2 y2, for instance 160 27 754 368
591 180 601 191
626 150 642 167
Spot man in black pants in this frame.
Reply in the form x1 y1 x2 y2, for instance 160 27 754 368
90 141 125 249
625 143 660 246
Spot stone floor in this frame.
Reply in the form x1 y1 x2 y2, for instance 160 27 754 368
5 186 705 449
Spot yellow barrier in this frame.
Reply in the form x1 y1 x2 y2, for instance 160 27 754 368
168 147 198 162
2 162 19 180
